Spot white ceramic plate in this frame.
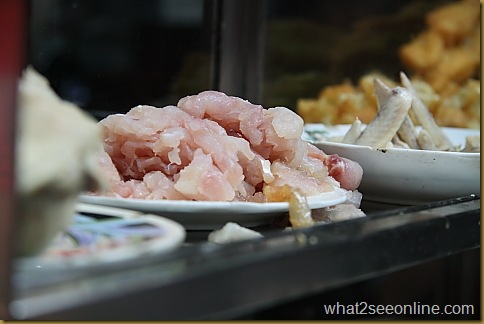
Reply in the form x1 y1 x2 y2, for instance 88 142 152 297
17 203 186 270
304 124 480 205
78 188 348 230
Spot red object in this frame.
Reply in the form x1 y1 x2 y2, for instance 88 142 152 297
0 0 26 319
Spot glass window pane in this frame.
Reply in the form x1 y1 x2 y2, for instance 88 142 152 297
29 0 212 119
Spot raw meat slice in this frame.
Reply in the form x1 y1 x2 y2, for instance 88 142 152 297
96 91 363 201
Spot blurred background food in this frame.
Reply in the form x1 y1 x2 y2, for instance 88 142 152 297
15 67 106 257
296 0 480 129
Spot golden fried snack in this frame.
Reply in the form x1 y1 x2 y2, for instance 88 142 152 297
434 78 480 128
426 0 480 45
424 47 479 92
399 0 480 93
297 75 380 125
399 30 444 72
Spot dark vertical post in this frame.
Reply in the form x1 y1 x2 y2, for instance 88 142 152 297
205 0 222 91
0 0 26 319
216 0 267 104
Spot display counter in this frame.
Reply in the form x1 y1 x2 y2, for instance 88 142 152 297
11 195 480 320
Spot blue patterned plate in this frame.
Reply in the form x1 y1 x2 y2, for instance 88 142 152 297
19 203 186 269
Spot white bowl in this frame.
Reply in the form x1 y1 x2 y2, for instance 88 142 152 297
304 124 480 205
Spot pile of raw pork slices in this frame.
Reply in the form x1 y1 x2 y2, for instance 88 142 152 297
95 91 363 203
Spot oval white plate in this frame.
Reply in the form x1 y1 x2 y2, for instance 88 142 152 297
78 187 347 230
304 124 480 205
17 203 186 270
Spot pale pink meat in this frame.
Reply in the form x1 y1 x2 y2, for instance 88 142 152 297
96 91 363 201
178 91 265 145
178 91 307 166
307 144 363 191
144 171 186 200
173 149 237 201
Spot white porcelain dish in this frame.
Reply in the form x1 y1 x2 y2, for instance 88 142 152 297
16 203 186 270
78 187 347 230
304 124 480 205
